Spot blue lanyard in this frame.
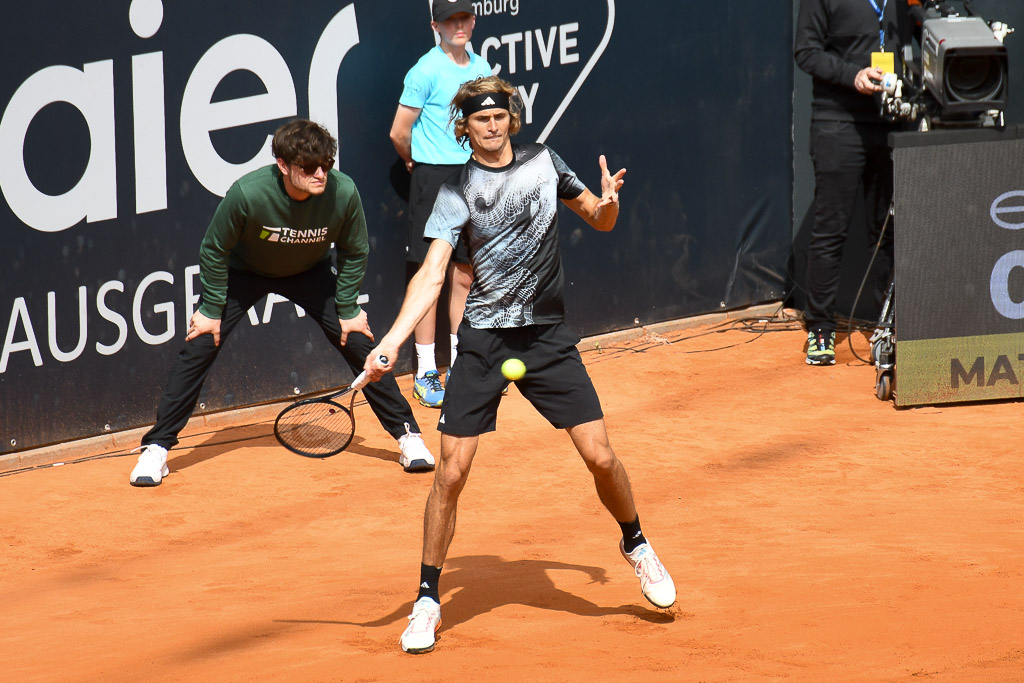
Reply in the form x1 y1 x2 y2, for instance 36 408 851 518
868 0 889 51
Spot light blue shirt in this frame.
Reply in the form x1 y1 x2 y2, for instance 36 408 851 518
399 46 492 165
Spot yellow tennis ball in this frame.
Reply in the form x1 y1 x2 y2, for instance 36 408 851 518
501 358 526 381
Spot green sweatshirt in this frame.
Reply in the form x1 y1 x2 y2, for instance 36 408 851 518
197 165 370 320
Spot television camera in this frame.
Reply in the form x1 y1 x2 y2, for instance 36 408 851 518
881 0 1013 129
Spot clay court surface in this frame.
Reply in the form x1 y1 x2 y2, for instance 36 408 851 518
2 315 1023 681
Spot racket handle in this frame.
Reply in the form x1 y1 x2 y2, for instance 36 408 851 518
351 355 388 391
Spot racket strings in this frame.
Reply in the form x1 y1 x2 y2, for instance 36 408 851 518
275 399 354 457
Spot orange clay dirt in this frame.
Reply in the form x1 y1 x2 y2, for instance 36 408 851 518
2 318 1023 682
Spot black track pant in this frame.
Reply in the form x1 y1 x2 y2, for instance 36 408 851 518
142 263 419 448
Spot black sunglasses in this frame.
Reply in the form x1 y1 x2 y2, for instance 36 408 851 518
294 157 335 175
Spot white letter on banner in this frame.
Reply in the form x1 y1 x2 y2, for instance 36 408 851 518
500 33 523 74
184 265 201 321
991 191 1024 230
181 35 297 197
134 271 176 345
133 52 168 214
0 62 116 232
308 4 360 149
990 250 1024 319
559 23 580 65
517 83 538 125
1 298 44 372
262 293 307 323
534 27 557 68
47 287 89 363
96 280 129 356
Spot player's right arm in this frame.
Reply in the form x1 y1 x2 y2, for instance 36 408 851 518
367 180 467 379
390 104 422 173
365 238 453 379
195 183 246 345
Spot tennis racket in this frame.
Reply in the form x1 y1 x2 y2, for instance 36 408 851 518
274 356 386 458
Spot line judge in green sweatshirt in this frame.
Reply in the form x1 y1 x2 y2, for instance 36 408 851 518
128 119 435 487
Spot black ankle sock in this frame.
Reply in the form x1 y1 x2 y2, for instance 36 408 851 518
417 564 442 604
619 516 647 554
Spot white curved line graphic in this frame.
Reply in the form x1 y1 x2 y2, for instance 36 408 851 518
537 0 615 143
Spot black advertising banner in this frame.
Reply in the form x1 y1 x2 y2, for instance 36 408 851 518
1 1 792 452
893 127 1024 406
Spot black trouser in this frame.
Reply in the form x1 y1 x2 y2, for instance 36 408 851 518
805 120 895 333
142 263 419 449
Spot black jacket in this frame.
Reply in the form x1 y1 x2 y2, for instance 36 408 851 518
795 0 911 122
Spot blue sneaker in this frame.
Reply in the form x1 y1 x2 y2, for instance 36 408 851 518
413 370 445 408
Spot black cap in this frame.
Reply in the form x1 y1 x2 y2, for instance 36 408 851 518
432 0 475 22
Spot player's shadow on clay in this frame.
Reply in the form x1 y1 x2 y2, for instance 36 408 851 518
165 424 401 473
308 554 674 630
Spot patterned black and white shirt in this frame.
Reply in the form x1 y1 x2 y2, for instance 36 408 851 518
424 143 586 329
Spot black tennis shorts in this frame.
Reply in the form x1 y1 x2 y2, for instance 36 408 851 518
407 162 471 264
438 322 604 436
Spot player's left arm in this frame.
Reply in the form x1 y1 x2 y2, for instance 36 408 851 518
334 186 372 346
561 154 626 232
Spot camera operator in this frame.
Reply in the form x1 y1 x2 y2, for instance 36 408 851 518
794 0 915 366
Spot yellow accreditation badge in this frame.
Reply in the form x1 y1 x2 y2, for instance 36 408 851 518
872 51 895 74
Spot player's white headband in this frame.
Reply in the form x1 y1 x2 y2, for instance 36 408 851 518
461 92 511 117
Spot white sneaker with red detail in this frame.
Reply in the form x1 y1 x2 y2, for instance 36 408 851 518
620 540 676 608
400 597 442 654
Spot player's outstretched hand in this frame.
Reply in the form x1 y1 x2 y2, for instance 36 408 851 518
340 310 373 346
186 310 221 346
597 154 626 208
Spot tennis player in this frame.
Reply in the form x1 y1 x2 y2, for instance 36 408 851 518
365 76 676 654
389 0 491 408
128 119 435 487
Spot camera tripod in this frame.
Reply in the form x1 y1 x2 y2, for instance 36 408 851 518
843 197 897 402
870 279 896 401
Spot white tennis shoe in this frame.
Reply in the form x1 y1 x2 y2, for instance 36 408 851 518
400 597 441 654
398 424 435 473
620 540 676 608
129 444 169 487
